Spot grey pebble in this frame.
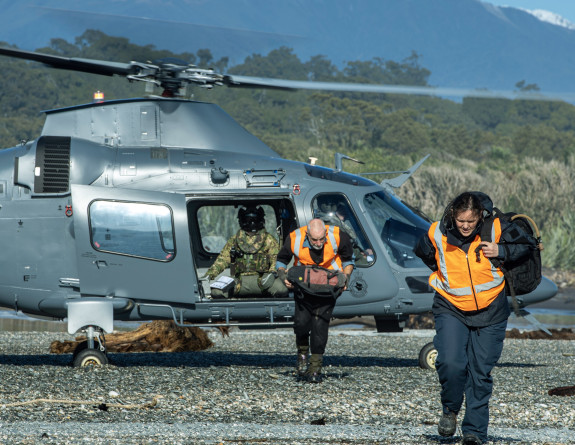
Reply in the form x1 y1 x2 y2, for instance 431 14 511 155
0 328 574 444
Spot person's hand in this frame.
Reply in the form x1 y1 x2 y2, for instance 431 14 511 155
277 268 293 289
479 242 499 258
340 272 351 291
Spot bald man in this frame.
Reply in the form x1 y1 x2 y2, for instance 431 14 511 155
276 218 354 383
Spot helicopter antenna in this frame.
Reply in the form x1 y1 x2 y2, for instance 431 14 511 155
335 153 364 172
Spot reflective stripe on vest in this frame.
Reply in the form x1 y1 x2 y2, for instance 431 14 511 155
290 225 342 270
428 220 505 311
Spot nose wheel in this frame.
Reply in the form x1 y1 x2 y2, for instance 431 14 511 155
418 341 437 370
71 327 109 367
73 346 109 367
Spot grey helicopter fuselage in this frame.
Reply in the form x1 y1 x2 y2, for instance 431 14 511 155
0 96 558 332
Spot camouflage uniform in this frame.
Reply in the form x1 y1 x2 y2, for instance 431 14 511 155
206 229 288 298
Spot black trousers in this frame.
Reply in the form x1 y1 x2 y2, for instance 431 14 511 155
293 293 336 355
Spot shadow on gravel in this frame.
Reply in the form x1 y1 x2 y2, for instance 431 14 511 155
422 435 460 444
109 351 420 368
0 351 420 368
495 362 545 368
0 354 72 366
422 434 524 444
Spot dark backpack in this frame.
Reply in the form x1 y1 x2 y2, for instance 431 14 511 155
476 209 542 311
287 265 347 298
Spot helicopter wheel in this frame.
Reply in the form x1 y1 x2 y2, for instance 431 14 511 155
73 348 109 367
72 340 108 367
418 342 437 370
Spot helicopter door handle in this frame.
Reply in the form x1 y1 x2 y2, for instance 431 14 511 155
94 260 108 269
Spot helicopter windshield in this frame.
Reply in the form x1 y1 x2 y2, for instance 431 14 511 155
363 191 430 269
312 194 375 267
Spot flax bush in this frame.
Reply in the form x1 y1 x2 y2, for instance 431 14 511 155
541 210 575 270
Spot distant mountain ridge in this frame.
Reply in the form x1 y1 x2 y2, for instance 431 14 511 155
1 0 575 94
523 9 575 30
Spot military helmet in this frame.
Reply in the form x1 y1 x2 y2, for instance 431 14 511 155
238 206 265 232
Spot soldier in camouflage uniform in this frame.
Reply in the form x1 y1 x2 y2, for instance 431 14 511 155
206 206 288 299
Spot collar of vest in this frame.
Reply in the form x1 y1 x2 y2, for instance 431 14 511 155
444 223 483 248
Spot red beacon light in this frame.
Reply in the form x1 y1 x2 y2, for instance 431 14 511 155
93 91 104 103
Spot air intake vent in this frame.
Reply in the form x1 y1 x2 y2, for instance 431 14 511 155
34 136 71 193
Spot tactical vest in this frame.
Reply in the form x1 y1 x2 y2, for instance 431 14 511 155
290 225 343 270
231 229 273 276
428 220 505 312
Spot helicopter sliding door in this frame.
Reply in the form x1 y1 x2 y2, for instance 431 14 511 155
71 185 196 303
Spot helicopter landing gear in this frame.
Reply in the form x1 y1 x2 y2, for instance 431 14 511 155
67 300 114 367
71 328 109 367
418 341 437 370
73 342 109 367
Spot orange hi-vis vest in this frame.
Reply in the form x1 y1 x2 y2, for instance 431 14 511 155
428 219 505 312
290 225 343 270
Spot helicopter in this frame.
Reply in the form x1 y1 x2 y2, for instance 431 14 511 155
0 46 558 368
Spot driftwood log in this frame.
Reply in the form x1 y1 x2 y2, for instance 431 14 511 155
548 386 575 396
50 320 214 354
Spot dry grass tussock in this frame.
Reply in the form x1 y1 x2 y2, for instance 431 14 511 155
396 155 575 271
397 155 575 228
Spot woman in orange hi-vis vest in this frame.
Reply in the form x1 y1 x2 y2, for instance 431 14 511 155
276 218 355 383
415 192 532 445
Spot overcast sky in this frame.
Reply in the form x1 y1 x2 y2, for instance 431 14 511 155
488 0 575 24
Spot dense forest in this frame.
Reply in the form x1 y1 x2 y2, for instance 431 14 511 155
1 30 573 271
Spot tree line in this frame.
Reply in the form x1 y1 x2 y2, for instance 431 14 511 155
0 30 573 270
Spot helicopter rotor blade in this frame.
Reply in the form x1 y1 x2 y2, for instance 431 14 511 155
0 46 142 77
224 74 575 102
2 46 574 102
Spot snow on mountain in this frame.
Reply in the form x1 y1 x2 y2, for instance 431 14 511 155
520 8 575 30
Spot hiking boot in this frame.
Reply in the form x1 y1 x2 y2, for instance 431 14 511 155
462 433 483 445
296 353 309 376
304 371 323 383
438 410 457 437
303 353 323 383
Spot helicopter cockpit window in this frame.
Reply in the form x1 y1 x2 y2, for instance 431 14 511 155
197 204 279 254
363 191 430 268
312 194 374 267
89 200 175 261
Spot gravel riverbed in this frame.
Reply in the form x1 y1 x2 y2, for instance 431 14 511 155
0 328 574 444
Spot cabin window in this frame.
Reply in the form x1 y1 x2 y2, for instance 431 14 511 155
89 200 175 261
197 204 279 254
363 191 429 268
312 193 375 267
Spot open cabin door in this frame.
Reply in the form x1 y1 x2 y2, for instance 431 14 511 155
71 185 197 303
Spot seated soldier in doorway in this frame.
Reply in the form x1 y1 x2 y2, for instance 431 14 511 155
205 206 288 299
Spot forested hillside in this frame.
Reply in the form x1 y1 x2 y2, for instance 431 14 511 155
1 31 573 270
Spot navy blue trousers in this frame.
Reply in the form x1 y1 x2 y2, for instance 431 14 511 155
434 313 507 441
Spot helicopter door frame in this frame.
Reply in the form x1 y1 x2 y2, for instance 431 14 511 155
71 184 197 303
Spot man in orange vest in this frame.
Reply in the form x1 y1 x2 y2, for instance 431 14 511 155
276 218 355 383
